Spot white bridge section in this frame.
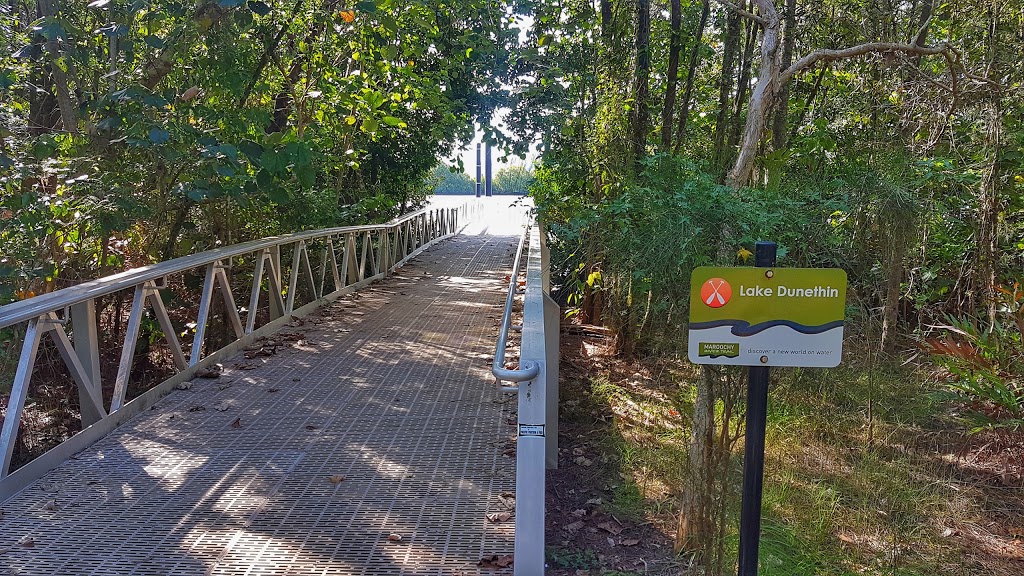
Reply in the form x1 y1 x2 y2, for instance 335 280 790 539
0 198 550 575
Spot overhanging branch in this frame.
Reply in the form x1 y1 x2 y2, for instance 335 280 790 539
713 0 766 26
780 42 953 86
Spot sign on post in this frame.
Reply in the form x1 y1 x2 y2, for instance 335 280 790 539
688 250 848 576
688 266 847 368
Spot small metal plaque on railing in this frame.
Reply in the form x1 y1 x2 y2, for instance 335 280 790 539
518 424 545 437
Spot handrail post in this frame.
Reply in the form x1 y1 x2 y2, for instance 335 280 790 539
513 221 556 575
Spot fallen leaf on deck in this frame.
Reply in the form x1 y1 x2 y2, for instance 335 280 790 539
43 500 57 511
498 492 515 510
486 512 512 523
196 364 222 378
328 475 346 484
19 537 35 548
188 405 206 412
230 418 242 428
214 401 231 412
175 381 193 390
387 533 402 542
305 425 318 430
478 554 513 568
268 387 280 393
597 520 623 535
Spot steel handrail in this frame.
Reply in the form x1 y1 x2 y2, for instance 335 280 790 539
0 207 438 329
0 203 463 493
492 220 540 392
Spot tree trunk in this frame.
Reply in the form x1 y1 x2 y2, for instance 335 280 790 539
677 365 718 552
880 248 904 353
726 0 782 188
38 0 79 134
727 12 760 154
712 10 742 175
672 0 711 152
629 0 651 167
141 1 231 90
789 63 827 141
977 2 1001 324
771 0 797 151
660 0 682 151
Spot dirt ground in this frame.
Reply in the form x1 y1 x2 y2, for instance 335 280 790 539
544 327 686 576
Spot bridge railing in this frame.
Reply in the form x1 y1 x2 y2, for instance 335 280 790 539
0 205 462 499
493 213 560 576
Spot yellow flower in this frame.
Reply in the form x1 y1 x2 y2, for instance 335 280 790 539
339 10 355 23
737 247 753 262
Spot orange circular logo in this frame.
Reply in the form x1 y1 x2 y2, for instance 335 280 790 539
700 278 732 308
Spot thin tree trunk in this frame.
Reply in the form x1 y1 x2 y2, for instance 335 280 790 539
673 0 710 152
712 10 742 174
630 0 651 167
880 248 905 353
977 1 1001 324
660 0 682 151
38 0 79 134
789 63 826 141
771 0 797 151
727 11 759 153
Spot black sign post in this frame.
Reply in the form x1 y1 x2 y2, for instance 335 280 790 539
737 240 777 576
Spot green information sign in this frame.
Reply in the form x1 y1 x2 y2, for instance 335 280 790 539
688 266 847 367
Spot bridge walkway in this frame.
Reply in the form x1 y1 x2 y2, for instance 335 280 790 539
0 224 521 576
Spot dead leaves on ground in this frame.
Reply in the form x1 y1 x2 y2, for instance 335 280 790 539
485 511 512 523
597 519 623 535
195 364 223 379
328 474 346 484
497 491 515 510
478 554 513 569
229 418 242 429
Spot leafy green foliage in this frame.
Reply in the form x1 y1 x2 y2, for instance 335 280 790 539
0 0 518 299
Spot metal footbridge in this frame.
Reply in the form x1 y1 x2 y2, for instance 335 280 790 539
0 200 558 575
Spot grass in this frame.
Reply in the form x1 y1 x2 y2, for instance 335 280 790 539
565 331 1019 575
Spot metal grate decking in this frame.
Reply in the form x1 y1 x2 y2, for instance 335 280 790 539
0 225 520 575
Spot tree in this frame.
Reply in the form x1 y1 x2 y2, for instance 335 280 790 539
493 165 535 196
428 165 475 195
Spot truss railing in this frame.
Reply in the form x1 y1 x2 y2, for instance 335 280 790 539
0 204 465 499
492 215 560 575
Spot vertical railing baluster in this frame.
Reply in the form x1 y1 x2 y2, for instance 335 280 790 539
70 301 104 426
286 242 302 314
317 245 329 298
246 251 267 334
111 284 148 411
215 266 245 339
358 231 369 281
0 318 44 478
344 232 358 285
327 237 342 292
147 283 188 370
49 315 107 423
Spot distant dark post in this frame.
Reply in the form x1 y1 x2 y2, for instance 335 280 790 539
737 240 777 576
475 143 482 197
485 144 493 197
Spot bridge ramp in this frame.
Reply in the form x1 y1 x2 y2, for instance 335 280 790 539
0 227 519 576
